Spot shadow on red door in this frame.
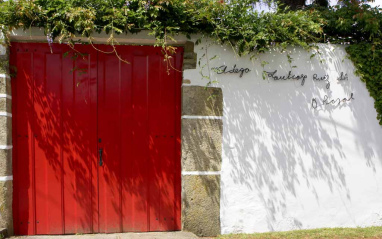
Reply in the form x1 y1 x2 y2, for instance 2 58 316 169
10 43 183 235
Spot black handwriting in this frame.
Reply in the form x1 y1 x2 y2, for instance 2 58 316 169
213 65 251 78
265 70 307 86
313 74 330 89
338 72 348 81
311 93 354 109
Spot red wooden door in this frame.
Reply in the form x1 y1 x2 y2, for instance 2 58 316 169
11 43 98 235
11 43 182 235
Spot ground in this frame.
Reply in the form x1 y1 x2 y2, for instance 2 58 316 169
9 227 382 239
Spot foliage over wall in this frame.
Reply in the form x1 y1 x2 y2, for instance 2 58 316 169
346 44 382 124
0 0 381 124
0 0 325 53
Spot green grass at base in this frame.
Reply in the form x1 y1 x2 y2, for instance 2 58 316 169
218 227 382 239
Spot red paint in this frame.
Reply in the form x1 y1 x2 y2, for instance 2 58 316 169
11 43 183 235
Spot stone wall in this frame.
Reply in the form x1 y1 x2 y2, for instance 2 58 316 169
0 40 13 236
181 62 223 237
180 41 223 237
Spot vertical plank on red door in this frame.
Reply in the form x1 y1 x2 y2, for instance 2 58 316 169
62 46 97 234
147 49 183 231
34 47 63 234
158 54 176 231
89 47 99 234
13 49 35 235
98 52 122 233
10 45 18 234
119 50 134 232
148 51 162 231
130 53 149 231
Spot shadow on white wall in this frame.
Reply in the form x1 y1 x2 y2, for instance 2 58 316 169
186 43 382 233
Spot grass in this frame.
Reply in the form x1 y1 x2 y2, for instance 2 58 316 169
217 227 382 239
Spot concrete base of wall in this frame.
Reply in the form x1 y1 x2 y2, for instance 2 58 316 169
0 228 8 238
0 181 13 236
182 175 221 237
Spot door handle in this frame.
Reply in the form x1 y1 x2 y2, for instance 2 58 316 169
99 148 103 166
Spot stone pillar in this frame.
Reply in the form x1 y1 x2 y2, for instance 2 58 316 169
0 38 13 237
181 80 223 236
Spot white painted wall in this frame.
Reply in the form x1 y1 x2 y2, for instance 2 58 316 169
184 41 382 234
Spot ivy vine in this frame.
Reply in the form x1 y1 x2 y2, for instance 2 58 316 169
346 43 382 124
0 0 381 124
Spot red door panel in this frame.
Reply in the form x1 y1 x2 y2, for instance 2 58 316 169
34 48 63 235
11 43 98 235
148 52 179 231
61 45 98 234
98 45 182 232
98 48 152 232
98 53 123 233
128 53 150 231
11 49 35 235
11 43 182 235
